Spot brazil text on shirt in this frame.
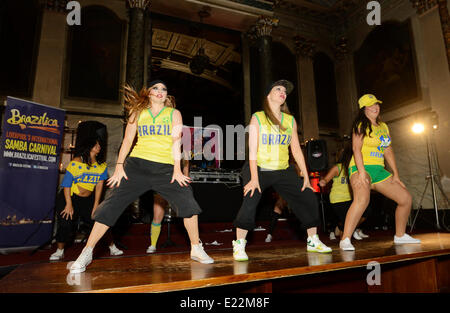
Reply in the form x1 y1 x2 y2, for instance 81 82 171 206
61 162 108 192
137 124 171 137
261 133 292 145
370 151 384 158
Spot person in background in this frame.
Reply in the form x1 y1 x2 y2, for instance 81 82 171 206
319 143 369 241
146 156 189 253
50 139 122 261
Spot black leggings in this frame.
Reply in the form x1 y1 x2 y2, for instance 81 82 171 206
234 163 320 231
54 190 95 243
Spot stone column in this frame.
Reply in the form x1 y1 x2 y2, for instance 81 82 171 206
253 16 278 104
334 36 359 137
241 32 252 125
410 0 450 72
294 36 319 142
437 0 450 72
126 0 150 91
33 0 68 107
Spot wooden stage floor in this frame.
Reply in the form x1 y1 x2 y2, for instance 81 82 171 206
0 232 449 293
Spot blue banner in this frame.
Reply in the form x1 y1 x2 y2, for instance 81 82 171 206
0 97 65 248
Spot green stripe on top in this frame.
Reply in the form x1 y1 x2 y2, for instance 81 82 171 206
148 106 167 123
281 112 284 127
170 107 174 123
254 113 262 126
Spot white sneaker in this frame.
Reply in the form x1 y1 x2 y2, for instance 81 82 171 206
146 245 156 253
49 248 64 261
353 230 363 240
265 234 272 243
109 244 123 256
394 234 421 244
329 232 336 240
357 229 369 238
339 237 355 251
69 247 93 274
307 234 332 253
191 242 214 264
232 239 248 261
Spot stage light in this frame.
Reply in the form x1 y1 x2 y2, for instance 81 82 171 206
412 122 425 134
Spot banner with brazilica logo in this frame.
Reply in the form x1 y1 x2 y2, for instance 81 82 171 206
0 97 65 248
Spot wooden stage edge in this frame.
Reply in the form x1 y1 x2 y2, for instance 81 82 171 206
1 232 450 293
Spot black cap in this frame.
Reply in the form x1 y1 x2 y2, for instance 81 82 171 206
148 79 167 89
265 79 294 96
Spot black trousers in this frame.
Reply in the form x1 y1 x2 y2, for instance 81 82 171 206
233 163 320 231
93 157 202 227
54 190 95 243
331 200 371 229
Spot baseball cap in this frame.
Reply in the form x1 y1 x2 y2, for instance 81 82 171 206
266 79 294 96
358 94 382 108
148 79 167 89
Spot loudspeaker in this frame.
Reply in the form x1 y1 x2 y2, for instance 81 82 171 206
75 121 107 147
306 139 328 172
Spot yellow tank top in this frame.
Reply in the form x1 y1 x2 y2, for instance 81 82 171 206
61 161 108 196
349 122 391 168
254 111 294 170
329 163 352 204
129 106 175 165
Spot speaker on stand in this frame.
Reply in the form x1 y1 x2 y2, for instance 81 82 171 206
306 140 329 233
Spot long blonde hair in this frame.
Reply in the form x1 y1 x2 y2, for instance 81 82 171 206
262 97 291 131
122 84 176 123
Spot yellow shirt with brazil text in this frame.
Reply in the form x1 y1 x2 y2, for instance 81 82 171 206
349 122 391 168
61 161 108 196
130 107 175 165
254 111 294 170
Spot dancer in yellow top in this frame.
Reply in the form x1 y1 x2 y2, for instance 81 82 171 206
339 94 420 250
232 80 332 261
69 80 213 273
319 144 369 241
50 139 123 261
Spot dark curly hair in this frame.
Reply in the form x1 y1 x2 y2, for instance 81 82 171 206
74 137 106 166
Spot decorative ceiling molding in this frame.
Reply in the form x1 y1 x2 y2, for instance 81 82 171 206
39 0 68 12
274 0 360 25
409 0 438 15
154 58 233 89
151 28 240 67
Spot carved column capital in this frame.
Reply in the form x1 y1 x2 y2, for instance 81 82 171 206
39 0 68 13
293 35 316 58
334 36 349 61
127 0 151 10
254 16 279 37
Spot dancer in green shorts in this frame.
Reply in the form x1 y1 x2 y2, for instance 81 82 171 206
339 94 421 251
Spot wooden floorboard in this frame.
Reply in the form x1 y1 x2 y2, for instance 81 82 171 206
0 232 449 293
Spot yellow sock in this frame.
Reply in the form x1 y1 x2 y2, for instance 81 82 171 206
150 222 161 247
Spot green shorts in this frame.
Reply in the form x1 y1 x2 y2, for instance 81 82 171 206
349 165 392 185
